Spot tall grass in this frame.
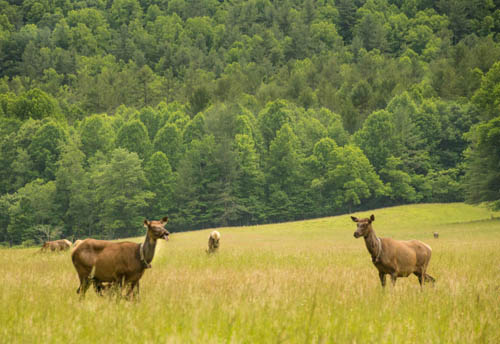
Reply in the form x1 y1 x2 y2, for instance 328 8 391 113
1 203 499 343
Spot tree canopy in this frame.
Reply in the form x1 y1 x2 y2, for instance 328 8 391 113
1 0 500 245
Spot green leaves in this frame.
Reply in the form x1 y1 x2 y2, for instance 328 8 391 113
326 144 385 209
1 0 500 242
464 115 500 208
145 151 175 218
28 120 67 180
11 89 61 121
116 119 152 161
354 110 396 172
92 148 154 238
79 114 115 158
472 61 500 121
463 61 500 209
5 179 59 244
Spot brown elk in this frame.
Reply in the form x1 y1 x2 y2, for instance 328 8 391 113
206 230 220 254
41 239 72 252
351 214 435 287
71 217 169 299
433 232 439 239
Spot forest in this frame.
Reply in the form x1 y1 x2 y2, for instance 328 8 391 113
1 0 500 245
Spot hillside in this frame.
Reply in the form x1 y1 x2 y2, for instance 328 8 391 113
2 203 500 342
161 202 500 251
2 1 500 244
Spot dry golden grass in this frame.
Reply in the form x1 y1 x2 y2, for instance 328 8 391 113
1 203 499 343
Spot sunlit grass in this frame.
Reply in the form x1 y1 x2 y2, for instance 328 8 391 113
1 203 500 343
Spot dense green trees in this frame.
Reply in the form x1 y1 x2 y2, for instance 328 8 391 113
1 0 500 245
464 62 500 210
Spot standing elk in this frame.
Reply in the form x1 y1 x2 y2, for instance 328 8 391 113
433 232 439 239
207 230 220 254
71 217 170 299
351 214 435 287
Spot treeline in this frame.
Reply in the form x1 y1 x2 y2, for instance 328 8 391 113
1 0 500 245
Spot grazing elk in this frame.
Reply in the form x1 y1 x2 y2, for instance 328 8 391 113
351 215 435 287
71 217 170 299
41 239 72 252
61 239 72 250
206 230 220 254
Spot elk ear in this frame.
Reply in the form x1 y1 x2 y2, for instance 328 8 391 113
370 214 375 222
161 216 168 224
143 219 150 228
351 216 358 222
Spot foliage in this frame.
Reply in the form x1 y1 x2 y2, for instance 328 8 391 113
464 61 500 210
0 0 500 242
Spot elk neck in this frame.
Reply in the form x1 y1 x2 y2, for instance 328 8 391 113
363 226 382 262
141 232 158 266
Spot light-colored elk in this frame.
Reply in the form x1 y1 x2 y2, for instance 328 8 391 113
207 230 220 254
351 214 435 287
41 239 72 252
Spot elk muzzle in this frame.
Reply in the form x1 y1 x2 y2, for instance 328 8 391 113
162 230 170 241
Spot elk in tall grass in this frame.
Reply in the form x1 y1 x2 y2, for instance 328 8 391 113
351 214 435 287
206 230 220 254
41 239 72 252
71 217 169 299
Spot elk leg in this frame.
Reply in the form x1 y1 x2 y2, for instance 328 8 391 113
111 281 121 298
379 271 386 287
125 281 138 300
76 269 90 296
93 280 106 296
78 277 91 299
425 274 435 283
415 272 424 287
113 276 125 298
133 281 140 299
390 274 397 286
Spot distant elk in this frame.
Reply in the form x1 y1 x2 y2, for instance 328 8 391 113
207 231 221 254
41 239 72 252
433 232 439 239
351 215 435 287
71 217 170 299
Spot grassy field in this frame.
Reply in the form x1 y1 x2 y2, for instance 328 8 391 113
1 203 500 343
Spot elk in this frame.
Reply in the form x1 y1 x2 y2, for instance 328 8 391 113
71 217 169 299
433 232 439 239
206 230 220 254
351 214 435 287
61 239 72 249
41 239 72 252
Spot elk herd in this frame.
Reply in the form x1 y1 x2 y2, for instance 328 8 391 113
38 213 435 300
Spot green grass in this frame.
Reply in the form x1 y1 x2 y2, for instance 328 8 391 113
1 203 500 343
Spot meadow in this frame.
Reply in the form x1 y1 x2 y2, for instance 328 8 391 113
1 203 500 343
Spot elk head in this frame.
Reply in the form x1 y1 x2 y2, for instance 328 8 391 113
144 216 170 241
351 214 375 238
